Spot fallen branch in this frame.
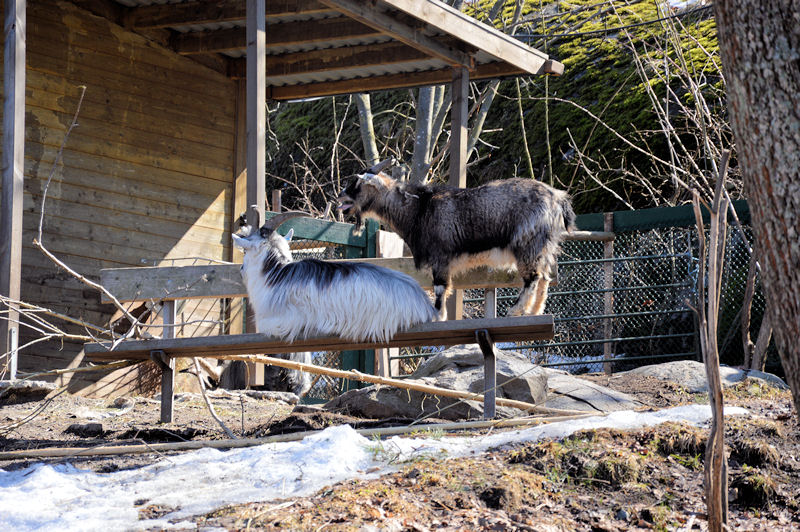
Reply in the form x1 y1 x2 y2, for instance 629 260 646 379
219 354 587 417
0 413 594 461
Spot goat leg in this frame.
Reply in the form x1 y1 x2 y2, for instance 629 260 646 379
508 272 541 316
529 275 551 315
431 269 451 321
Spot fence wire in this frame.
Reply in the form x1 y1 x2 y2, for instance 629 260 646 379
396 225 770 378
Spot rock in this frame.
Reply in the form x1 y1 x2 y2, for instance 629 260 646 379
622 360 788 393
65 422 105 438
244 390 299 404
544 370 643 413
0 380 56 405
324 345 548 420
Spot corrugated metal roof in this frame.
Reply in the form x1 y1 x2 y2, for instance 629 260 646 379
99 0 562 98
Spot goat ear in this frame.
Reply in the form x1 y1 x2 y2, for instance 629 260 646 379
232 233 254 251
284 228 294 242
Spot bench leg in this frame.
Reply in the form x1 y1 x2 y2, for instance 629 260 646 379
150 350 174 423
475 329 496 420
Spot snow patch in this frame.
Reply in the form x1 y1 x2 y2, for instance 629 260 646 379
0 405 747 531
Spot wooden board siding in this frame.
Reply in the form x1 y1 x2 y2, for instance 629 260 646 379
0 0 237 394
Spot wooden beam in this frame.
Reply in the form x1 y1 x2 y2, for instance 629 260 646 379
261 60 526 99
85 315 555 359
126 0 334 29
319 0 472 67
1 0 26 378
246 0 266 231
379 0 551 75
265 40 429 78
98 259 524 304
171 17 382 55
69 0 125 24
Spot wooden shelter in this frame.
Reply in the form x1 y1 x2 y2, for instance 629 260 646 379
1 0 563 395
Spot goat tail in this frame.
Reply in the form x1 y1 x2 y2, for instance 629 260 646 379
560 194 577 233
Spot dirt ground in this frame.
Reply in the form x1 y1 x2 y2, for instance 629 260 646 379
2 373 799 531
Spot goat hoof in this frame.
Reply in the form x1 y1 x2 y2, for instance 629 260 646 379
506 305 524 317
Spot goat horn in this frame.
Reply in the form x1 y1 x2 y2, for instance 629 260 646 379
366 157 395 175
263 210 309 231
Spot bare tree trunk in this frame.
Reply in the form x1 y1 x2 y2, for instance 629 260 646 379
410 86 436 183
693 153 731 531
354 93 379 167
713 0 800 418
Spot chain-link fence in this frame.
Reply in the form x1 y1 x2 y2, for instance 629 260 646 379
174 203 771 398
392 202 774 378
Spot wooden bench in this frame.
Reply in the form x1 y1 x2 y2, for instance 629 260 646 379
84 258 556 422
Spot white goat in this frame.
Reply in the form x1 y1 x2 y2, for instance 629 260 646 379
232 211 436 343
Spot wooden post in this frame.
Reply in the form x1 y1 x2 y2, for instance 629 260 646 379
485 289 497 319
446 66 469 321
603 212 614 374
1 0 25 379
476 329 496 419
155 300 177 423
240 0 266 388
246 0 266 231
231 79 263 386
375 230 405 378
271 189 282 213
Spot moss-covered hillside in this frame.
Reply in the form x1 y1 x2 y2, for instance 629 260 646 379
267 1 729 215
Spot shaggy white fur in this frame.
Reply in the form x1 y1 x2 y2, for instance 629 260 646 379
233 227 436 343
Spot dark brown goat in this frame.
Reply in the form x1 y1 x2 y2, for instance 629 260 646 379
338 165 576 319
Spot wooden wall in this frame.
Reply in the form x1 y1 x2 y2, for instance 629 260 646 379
1 0 237 395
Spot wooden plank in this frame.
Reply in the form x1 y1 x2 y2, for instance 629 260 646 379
22 190 230 248
1 0 26 374
21 228 228 270
30 147 234 199
25 106 233 181
126 0 334 29
85 315 555 360
30 1 234 84
379 0 551 74
264 60 527 100
26 64 235 136
246 0 266 231
319 0 471 67
264 40 429 79
23 177 230 234
26 86 234 152
172 17 382 55
26 51 235 130
21 212 229 263
25 27 234 103
23 163 230 223
98 259 524 303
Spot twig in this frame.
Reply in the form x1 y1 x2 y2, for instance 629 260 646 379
192 357 238 439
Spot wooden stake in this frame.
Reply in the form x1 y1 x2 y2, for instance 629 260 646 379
219 353 586 417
